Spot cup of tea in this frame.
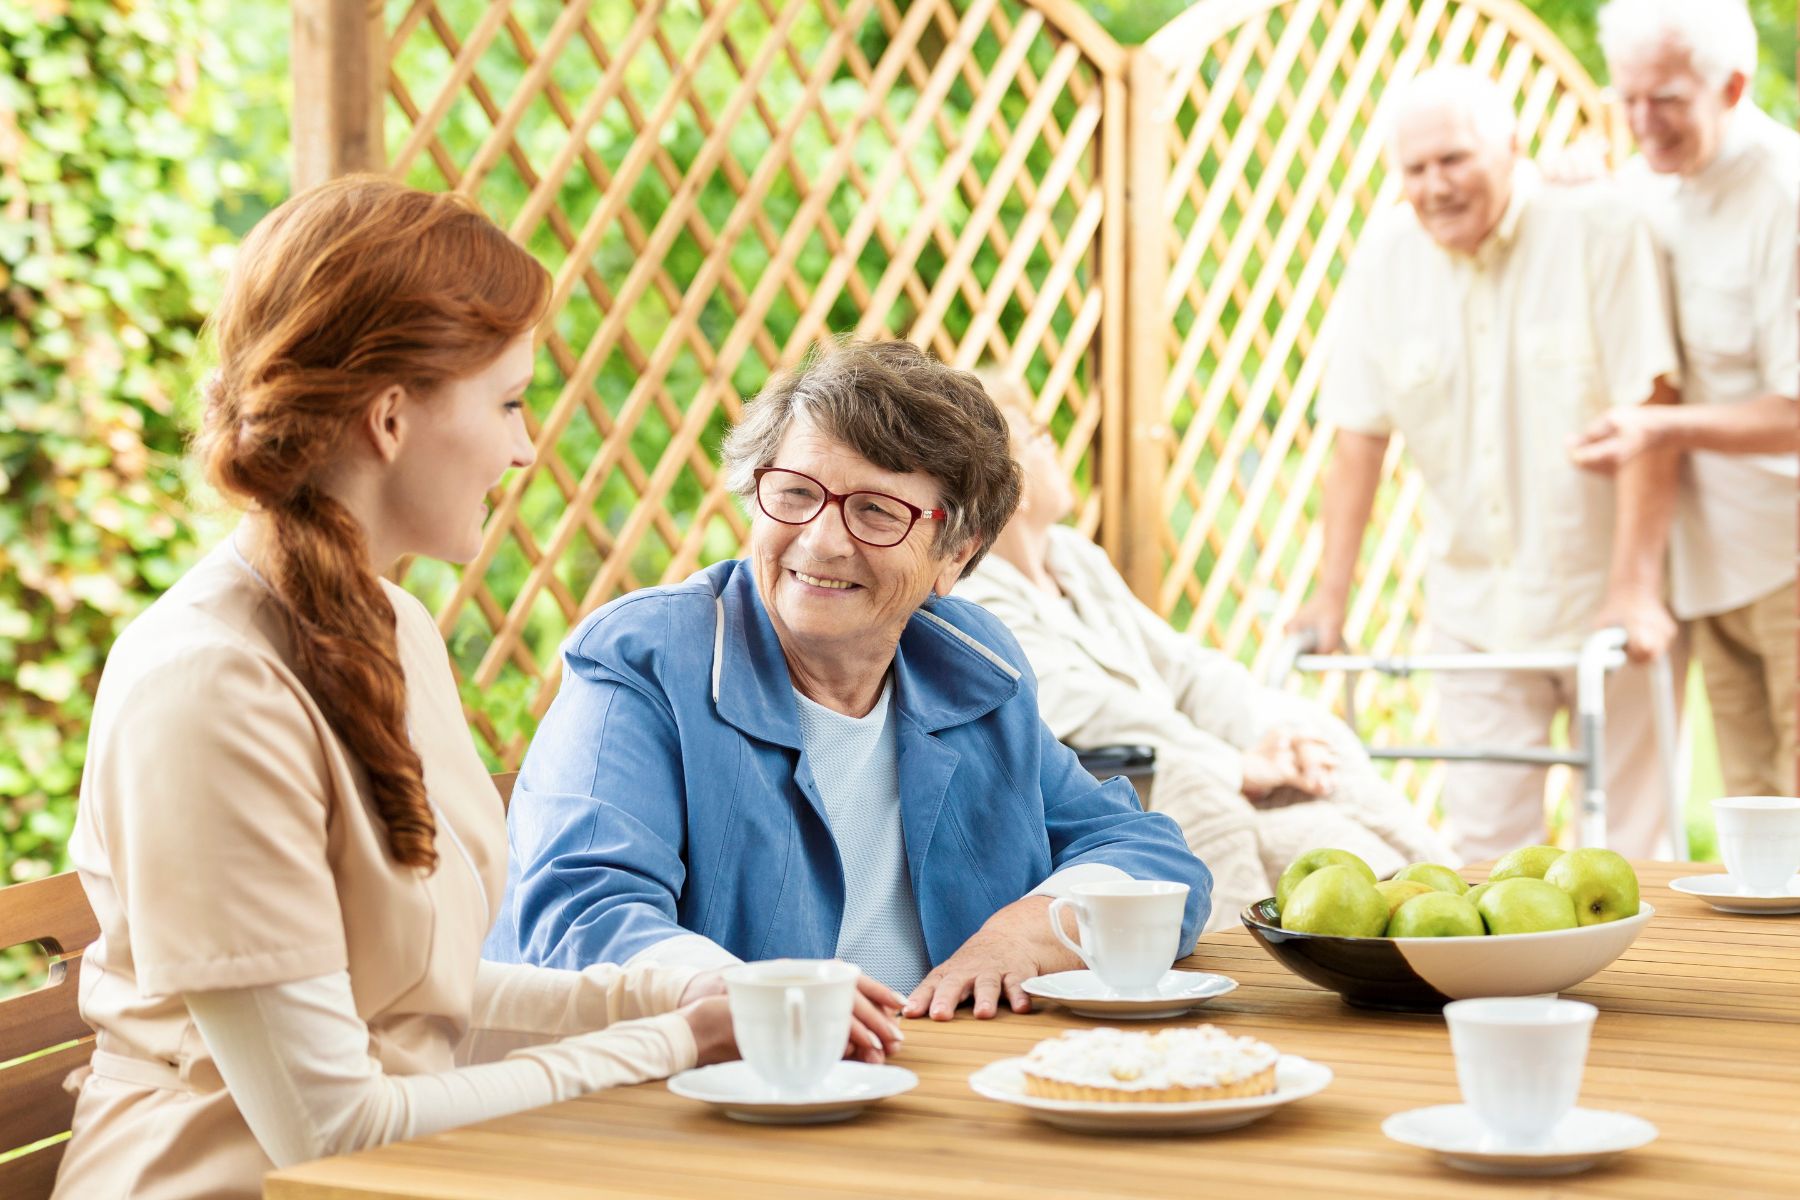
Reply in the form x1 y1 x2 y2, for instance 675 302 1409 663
723 959 857 1098
1046 880 1189 995
1711 796 1800 895
1443 996 1597 1150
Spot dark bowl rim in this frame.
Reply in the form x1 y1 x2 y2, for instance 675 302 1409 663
1240 900 1654 943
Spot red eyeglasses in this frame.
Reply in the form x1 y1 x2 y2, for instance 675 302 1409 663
752 467 948 548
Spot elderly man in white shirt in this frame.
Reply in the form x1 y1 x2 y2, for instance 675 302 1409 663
1568 0 1799 797
1292 66 1684 861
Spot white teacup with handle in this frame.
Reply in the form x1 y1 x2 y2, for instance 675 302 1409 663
1046 880 1189 996
723 959 858 1098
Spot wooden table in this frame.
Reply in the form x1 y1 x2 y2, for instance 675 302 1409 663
266 862 1799 1198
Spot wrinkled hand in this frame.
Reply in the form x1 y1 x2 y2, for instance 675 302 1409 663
1289 596 1348 655
1568 407 1663 474
845 973 906 1064
1539 135 1611 187
678 996 738 1067
1596 591 1677 664
1241 727 1339 800
902 896 1081 1022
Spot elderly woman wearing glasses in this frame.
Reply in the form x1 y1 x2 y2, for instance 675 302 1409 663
487 340 1209 1056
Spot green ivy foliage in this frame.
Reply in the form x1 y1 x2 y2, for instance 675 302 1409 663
0 0 285 888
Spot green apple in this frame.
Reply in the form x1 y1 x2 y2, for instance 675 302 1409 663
1375 879 1436 921
1276 848 1378 913
1475 877 1579 935
1387 892 1486 938
1489 844 1566 882
1466 881 1495 910
1282 865 1388 937
1392 862 1470 896
1545 847 1641 926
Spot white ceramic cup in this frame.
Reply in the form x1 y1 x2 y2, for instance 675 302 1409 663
1443 996 1597 1151
723 959 858 1098
1711 796 1800 895
1046 880 1189 995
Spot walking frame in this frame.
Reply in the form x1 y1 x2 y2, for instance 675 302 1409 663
1266 627 1687 858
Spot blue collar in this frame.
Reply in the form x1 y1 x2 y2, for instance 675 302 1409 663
708 559 1020 747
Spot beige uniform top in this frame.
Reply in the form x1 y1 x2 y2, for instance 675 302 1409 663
1319 167 1680 652
53 542 670 1199
1625 104 1800 619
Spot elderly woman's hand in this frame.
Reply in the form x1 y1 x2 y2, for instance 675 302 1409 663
901 896 1082 1021
1241 728 1339 800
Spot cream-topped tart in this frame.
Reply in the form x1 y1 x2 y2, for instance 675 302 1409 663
1020 1026 1279 1103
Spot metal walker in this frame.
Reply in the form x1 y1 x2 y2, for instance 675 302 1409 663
1266 627 1686 856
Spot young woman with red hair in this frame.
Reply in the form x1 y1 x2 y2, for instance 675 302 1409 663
53 176 735 1198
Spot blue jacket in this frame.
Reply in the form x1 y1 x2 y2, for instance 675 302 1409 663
484 558 1210 969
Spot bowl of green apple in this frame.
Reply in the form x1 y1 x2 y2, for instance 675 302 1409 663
1240 846 1652 1012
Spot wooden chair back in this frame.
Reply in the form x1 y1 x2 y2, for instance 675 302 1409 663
0 872 101 1199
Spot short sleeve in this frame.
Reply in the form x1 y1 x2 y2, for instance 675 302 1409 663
1317 239 1396 436
1588 207 1682 408
98 644 349 995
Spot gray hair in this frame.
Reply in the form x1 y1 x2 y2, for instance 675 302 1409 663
1386 66 1519 154
720 339 1022 577
1600 0 1758 87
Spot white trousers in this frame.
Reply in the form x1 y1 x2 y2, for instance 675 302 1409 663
1432 628 1686 861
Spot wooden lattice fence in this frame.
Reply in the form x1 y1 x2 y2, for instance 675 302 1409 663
293 0 1611 793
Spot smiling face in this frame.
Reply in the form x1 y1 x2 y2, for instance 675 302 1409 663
1610 40 1744 176
749 419 975 670
1394 104 1516 256
380 331 537 563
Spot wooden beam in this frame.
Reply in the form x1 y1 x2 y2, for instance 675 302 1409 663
1120 45 1173 605
292 0 387 189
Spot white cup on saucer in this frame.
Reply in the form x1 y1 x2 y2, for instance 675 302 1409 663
1711 797 1800 895
1443 996 1597 1151
1046 880 1188 995
723 959 857 1098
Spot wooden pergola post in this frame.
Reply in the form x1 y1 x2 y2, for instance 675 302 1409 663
1118 44 1173 606
292 0 387 189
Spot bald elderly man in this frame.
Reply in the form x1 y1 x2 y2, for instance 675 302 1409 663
1568 0 1799 797
1292 67 1683 860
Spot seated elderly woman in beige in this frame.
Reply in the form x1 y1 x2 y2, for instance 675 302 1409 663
959 375 1457 928
52 178 751 1199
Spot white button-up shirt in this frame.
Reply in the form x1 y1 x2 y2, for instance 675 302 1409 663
1320 166 1679 651
1625 103 1800 619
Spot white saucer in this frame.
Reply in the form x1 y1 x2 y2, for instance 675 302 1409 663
1669 873 1800 914
968 1053 1330 1134
667 1060 918 1124
1383 1104 1657 1176
1021 969 1238 1019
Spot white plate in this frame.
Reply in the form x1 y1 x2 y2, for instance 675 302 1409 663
1669 873 1800 914
1383 1104 1657 1176
968 1053 1330 1134
668 1060 918 1124
1021 969 1238 1019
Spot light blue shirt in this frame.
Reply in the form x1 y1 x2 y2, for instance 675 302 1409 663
793 679 932 993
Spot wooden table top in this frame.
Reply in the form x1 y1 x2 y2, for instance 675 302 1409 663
266 861 1800 1199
